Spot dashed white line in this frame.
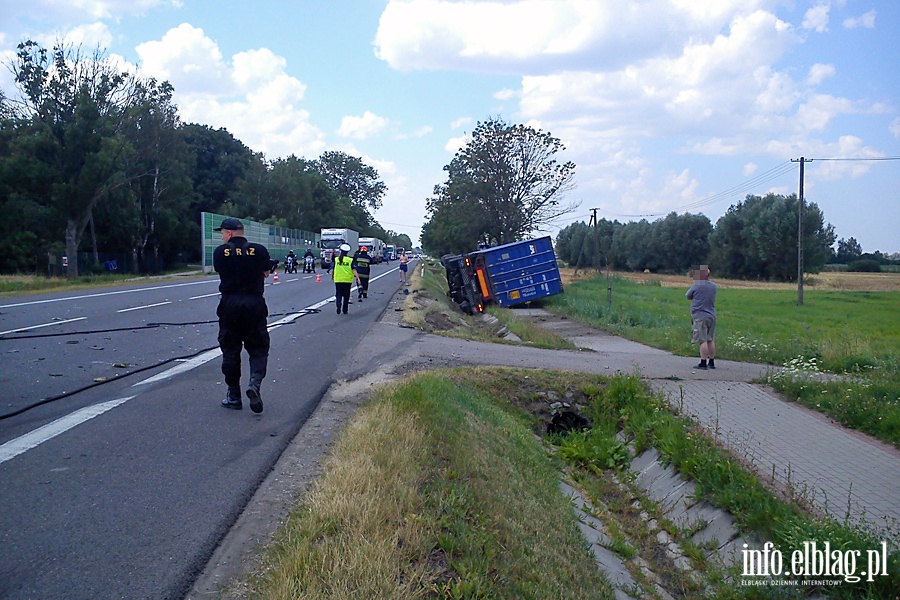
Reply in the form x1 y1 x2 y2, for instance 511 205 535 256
0 396 134 465
117 301 172 313
0 317 87 336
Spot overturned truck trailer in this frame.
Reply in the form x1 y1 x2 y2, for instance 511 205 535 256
441 236 563 315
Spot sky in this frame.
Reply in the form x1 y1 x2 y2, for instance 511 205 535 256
1 0 897 253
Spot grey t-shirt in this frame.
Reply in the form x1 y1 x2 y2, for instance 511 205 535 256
686 280 717 320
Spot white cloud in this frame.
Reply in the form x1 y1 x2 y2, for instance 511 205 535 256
374 0 765 73
57 21 113 48
493 88 516 101
337 110 389 139
445 134 468 153
136 23 230 95
136 24 324 159
743 162 758 177
802 4 830 32
843 10 876 29
890 118 900 139
806 63 835 86
450 116 472 129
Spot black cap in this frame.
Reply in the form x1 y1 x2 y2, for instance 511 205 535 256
214 218 244 231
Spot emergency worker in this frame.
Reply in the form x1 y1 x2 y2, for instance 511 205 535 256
352 245 372 301
332 243 355 314
213 218 271 413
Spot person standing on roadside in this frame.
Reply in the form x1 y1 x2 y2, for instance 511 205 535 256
398 249 410 285
213 218 271 413
686 265 717 370
352 245 372 302
332 243 354 314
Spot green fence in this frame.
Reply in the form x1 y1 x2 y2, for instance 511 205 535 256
201 212 320 273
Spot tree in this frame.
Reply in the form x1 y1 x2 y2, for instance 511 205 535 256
709 193 835 281
315 150 386 212
182 124 256 216
7 40 139 278
120 79 193 271
835 237 863 263
424 117 576 251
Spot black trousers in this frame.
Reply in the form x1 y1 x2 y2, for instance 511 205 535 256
357 274 370 298
335 282 352 313
217 294 269 389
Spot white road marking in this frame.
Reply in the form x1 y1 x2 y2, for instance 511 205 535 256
117 301 172 313
0 317 87 336
3 270 407 462
189 292 221 300
0 396 134 465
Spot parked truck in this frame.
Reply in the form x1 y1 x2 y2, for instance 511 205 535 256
319 228 359 271
384 243 396 262
441 236 562 315
358 237 385 264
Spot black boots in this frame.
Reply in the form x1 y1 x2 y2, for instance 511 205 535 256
247 380 263 413
222 387 242 410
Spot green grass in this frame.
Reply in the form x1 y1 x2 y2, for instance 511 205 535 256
246 372 616 599
0 269 203 296
544 276 900 447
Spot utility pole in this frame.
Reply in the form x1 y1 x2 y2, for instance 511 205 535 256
791 157 810 305
589 207 611 311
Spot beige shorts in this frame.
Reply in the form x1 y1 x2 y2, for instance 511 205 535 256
691 318 716 344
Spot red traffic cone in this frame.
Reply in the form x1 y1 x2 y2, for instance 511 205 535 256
273 270 280 283
315 272 321 283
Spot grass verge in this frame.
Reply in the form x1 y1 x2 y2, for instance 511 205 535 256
0 269 203 296
245 372 616 599
544 275 900 448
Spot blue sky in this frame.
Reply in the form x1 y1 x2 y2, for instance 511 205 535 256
1 0 897 253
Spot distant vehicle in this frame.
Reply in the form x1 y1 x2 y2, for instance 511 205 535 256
358 237 385 264
319 228 359 271
384 243 396 262
441 236 562 315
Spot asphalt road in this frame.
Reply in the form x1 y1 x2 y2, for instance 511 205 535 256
0 261 412 600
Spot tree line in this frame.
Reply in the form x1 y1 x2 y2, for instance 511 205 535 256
556 194 838 281
0 40 398 277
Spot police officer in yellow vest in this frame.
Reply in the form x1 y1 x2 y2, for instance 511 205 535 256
331 243 355 314
213 218 271 413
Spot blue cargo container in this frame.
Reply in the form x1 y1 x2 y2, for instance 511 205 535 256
469 236 562 307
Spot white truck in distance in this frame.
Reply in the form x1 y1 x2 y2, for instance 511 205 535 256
319 228 359 271
358 237 385 264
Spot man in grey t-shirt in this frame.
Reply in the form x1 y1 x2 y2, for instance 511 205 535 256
685 265 717 370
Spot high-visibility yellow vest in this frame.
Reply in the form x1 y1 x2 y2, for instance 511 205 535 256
332 255 355 283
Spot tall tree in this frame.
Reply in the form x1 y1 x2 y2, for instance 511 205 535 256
121 79 193 271
182 124 256 216
835 237 863 263
7 40 139 278
709 193 835 281
315 150 387 212
424 117 577 250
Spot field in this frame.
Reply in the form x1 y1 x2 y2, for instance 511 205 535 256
561 268 900 292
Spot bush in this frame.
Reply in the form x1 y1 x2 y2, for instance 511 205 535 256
848 259 881 272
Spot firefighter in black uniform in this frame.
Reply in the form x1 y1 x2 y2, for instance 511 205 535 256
352 245 372 301
213 218 271 413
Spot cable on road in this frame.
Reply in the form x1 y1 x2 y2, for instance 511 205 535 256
0 308 322 420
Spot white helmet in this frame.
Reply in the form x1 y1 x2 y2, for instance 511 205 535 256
339 243 351 253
